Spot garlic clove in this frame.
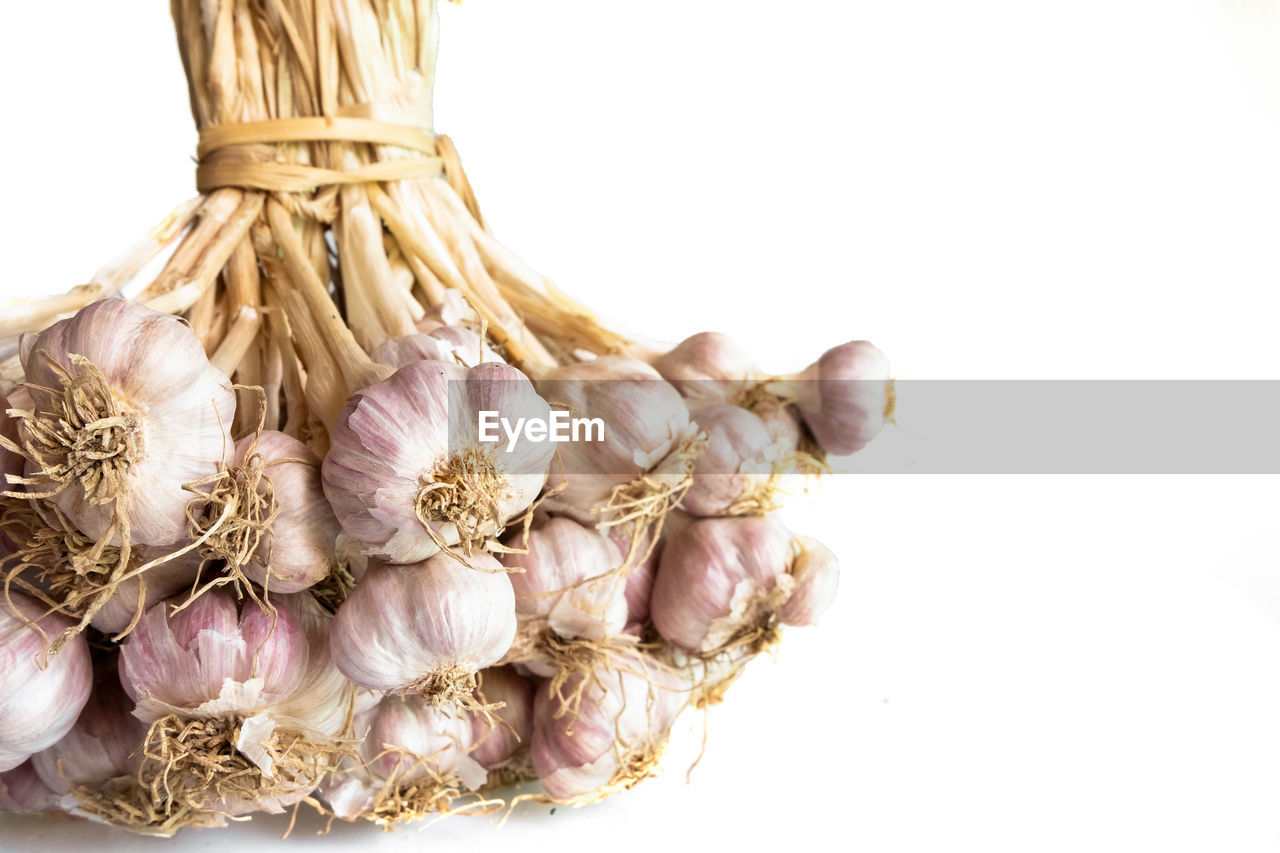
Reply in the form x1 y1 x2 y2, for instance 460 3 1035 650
0 761 60 814
373 325 505 370
682 403 777 517
470 666 535 771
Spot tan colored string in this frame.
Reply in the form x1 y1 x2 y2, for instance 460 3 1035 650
195 115 484 228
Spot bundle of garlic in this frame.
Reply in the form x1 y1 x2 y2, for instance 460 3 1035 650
0 0 892 835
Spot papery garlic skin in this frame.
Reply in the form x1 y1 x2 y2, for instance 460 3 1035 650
233 431 340 592
682 403 777 517
0 591 92 771
329 551 516 697
88 545 199 635
323 360 554 564
0 390 22 491
470 666 535 770
651 332 756 403
530 656 685 802
373 325 504 370
0 761 60 814
32 659 144 795
119 588 310 721
18 299 235 546
650 516 795 655
777 536 840 627
537 357 694 521
790 340 891 456
502 516 627 643
323 693 486 821
610 526 660 633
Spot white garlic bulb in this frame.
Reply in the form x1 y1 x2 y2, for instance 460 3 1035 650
682 403 778 517
16 299 235 546
536 356 694 522
227 430 340 593
323 360 554 564
789 340 892 456
0 590 93 771
649 516 796 655
0 761 59 815
329 551 517 704
323 693 486 823
373 325 505 370
502 516 627 644
530 655 685 803
470 666 535 771
650 332 756 403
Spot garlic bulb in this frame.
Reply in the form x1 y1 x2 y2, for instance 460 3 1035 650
15 299 235 546
530 655 685 803
0 590 93 771
373 325 504 370
470 666 535 772
119 589 309 720
120 591 352 819
650 332 756 403
31 657 144 796
329 551 516 704
502 516 628 646
324 692 487 825
537 356 696 523
649 516 796 655
682 403 779 517
777 536 840 627
0 761 59 815
788 340 892 456
323 360 554 564
211 431 340 593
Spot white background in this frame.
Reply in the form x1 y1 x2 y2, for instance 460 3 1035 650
2 1 1280 850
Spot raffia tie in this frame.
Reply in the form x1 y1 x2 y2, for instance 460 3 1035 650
195 114 484 226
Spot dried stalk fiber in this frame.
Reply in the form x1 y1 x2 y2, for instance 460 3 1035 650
1 0 629 443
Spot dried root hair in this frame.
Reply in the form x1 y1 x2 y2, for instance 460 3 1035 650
138 713 352 817
338 746 504 830
415 445 514 569
309 556 356 614
68 776 229 837
407 664 506 728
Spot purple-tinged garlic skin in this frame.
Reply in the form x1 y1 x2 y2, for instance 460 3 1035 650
373 326 504 370
323 360 554 564
32 658 145 795
88 545 200 635
0 591 93 771
607 526 661 634
777 536 840 627
682 403 776 517
502 516 627 642
119 588 310 720
530 656 684 801
323 693 486 821
650 516 795 655
651 332 756 403
537 356 693 522
18 299 235 546
791 340 891 456
234 431 340 592
470 666 535 770
329 551 517 693
0 761 60 814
